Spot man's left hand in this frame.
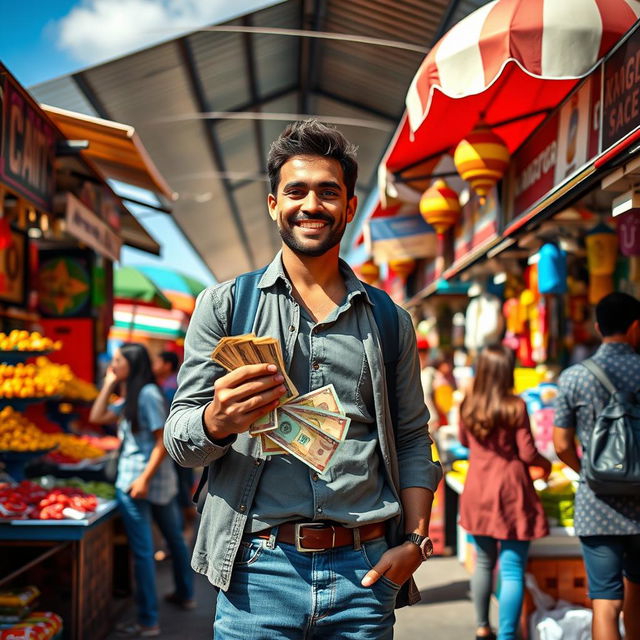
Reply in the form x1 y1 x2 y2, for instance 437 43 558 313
361 542 423 587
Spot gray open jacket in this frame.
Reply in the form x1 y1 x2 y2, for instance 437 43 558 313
163 254 443 607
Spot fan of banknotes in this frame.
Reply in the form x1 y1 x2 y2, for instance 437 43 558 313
211 335 350 473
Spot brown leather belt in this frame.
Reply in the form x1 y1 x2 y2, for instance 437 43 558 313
256 521 386 552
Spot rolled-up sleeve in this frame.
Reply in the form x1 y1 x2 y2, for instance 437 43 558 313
164 284 236 467
394 309 443 492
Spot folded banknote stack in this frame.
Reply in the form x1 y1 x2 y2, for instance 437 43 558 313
211 335 350 473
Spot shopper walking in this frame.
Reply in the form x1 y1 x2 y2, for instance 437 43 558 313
90 342 194 637
164 120 442 639
459 344 550 640
553 292 640 640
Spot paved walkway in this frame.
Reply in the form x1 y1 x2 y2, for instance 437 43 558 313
107 552 496 639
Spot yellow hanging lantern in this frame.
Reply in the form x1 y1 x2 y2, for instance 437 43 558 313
454 123 510 204
585 223 618 304
358 259 379 285
419 179 461 238
388 257 416 281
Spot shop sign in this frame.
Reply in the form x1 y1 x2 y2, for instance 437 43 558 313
509 73 601 222
0 74 56 211
603 23 640 151
77 180 123 230
454 188 500 263
368 213 436 263
0 229 27 306
65 192 122 262
38 249 92 317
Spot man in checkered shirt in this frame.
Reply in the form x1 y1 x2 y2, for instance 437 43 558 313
553 292 640 640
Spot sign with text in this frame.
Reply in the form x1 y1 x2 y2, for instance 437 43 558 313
603 22 640 151
509 74 600 221
65 192 122 262
0 74 57 210
454 188 500 262
0 229 27 306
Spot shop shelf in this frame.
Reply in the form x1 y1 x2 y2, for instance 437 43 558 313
0 350 53 365
0 396 61 412
0 448 57 482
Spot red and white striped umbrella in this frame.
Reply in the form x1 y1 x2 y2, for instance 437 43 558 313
406 0 640 134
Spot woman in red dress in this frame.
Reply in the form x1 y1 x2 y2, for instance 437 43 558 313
459 345 550 640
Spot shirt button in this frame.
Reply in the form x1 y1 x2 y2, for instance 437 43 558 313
316 506 323 513
289 325 295 332
312 361 320 371
239 504 246 513
255 459 262 466
312 473 319 481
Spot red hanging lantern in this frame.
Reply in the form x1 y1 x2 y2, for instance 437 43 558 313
454 123 510 204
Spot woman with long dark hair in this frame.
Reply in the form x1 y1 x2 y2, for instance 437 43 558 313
90 343 194 637
459 345 551 640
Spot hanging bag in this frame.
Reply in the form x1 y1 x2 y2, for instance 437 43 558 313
580 359 640 496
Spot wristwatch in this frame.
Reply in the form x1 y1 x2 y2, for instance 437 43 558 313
404 533 434 561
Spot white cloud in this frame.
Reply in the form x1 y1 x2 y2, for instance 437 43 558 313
56 0 278 65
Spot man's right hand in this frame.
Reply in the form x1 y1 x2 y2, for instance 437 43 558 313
203 364 286 440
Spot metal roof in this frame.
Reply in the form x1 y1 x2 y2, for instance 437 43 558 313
30 0 488 282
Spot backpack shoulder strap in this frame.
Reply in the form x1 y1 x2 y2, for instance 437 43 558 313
230 266 268 335
581 359 618 395
194 266 267 508
362 283 400 432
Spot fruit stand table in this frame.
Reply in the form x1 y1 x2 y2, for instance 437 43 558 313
0 500 118 640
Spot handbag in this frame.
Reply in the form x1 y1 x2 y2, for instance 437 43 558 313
580 359 640 496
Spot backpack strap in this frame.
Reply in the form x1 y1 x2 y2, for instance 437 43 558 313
230 267 268 335
581 359 618 395
193 266 268 507
362 283 400 433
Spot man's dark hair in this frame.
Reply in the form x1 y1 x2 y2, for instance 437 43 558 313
596 292 640 336
159 350 179 373
267 120 358 200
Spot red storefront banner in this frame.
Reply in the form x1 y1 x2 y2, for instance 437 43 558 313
0 72 57 211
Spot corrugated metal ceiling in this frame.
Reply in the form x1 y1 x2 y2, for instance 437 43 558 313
31 0 489 282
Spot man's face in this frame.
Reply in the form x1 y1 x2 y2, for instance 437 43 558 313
152 357 168 379
268 155 357 258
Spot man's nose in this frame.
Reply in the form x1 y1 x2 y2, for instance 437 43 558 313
301 190 322 212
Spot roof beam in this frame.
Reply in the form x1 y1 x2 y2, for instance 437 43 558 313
314 88 397 122
431 0 464 45
71 72 112 120
176 36 257 270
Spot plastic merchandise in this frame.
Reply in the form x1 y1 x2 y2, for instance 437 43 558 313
526 574 592 640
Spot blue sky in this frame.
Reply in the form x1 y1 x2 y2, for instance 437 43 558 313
2 0 281 285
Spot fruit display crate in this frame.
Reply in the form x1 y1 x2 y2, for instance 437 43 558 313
0 448 58 482
0 396 61 411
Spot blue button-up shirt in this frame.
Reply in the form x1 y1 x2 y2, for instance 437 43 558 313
164 252 442 605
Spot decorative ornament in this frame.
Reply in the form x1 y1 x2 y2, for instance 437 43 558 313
585 222 618 304
388 257 416 281
454 123 510 204
358 259 379 285
419 179 461 237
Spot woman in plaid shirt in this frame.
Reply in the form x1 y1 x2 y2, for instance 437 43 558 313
90 342 194 637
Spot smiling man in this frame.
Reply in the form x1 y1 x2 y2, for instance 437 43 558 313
164 120 442 639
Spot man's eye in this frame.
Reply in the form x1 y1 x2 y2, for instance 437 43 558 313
321 190 339 197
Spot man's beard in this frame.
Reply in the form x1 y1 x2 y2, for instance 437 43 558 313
278 216 345 257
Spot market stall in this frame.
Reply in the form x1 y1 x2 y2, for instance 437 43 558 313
357 1 640 634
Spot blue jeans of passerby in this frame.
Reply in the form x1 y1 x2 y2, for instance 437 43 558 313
116 489 194 627
214 534 400 639
471 536 530 640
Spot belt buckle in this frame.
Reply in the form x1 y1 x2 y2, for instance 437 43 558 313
294 522 335 552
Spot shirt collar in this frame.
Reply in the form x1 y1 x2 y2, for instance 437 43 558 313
257 250 373 306
596 342 635 356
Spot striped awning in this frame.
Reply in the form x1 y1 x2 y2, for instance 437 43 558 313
406 0 640 135
111 303 189 341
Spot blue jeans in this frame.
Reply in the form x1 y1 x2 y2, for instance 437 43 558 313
214 535 400 639
116 489 194 627
471 536 530 640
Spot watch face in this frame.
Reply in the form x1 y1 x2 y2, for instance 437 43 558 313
420 537 434 560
